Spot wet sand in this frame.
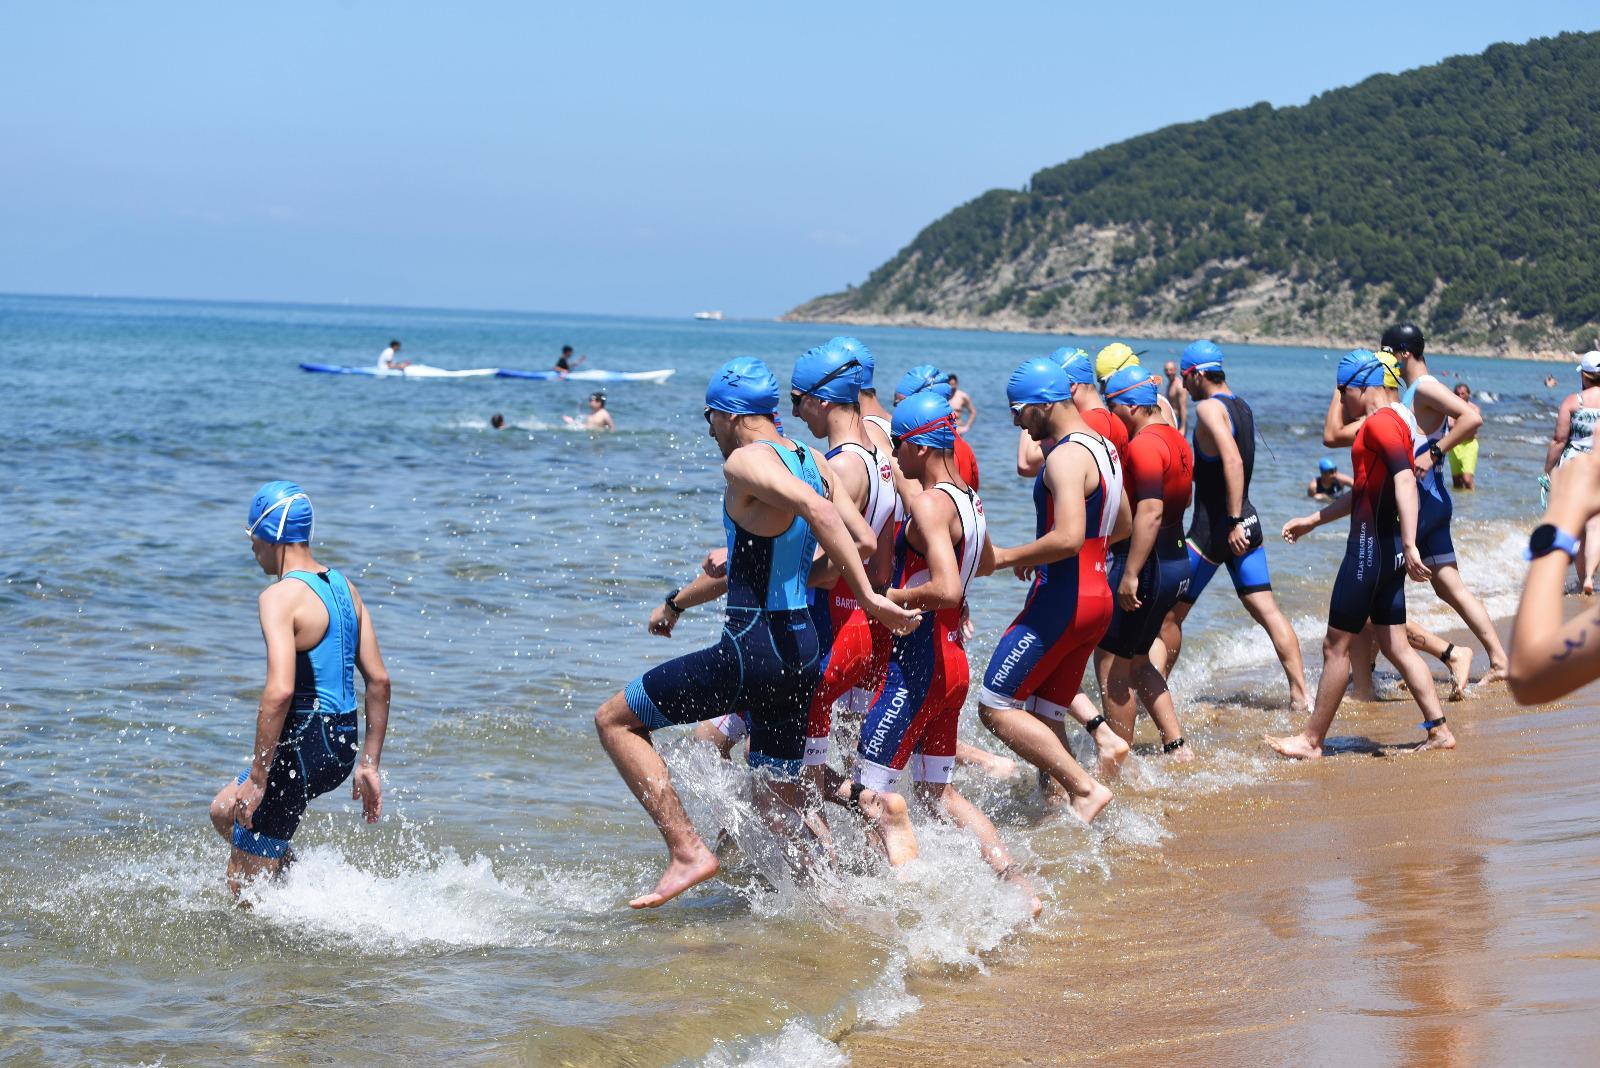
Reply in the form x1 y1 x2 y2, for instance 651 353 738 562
846 628 1600 1066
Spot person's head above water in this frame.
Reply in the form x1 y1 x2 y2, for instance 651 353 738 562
590 392 606 408
246 480 313 544
893 364 952 403
1454 382 1472 402
1319 457 1338 474
1095 342 1140 384
490 412 505 429
562 345 574 356
792 343 863 405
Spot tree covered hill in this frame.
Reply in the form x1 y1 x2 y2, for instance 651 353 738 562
787 31 1600 354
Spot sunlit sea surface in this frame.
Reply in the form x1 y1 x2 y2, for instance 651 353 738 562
0 294 1560 1065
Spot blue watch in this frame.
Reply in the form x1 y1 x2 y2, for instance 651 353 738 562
1525 524 1579 561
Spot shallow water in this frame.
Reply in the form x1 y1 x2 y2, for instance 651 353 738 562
0 294 1562 1065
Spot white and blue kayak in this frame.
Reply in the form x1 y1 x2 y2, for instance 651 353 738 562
496 367 675 383
300 362 500 379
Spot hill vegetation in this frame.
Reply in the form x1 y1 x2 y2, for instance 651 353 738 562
788 31 1600 354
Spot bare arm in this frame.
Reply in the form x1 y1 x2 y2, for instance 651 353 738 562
992 446 1087 570
234 586 298 829
1393 468 1431 580
1016 429 1045 478
1511 453 1600 703
1323 389 1364 448
1282 485 1354 542
1118 498 1162 610
348 582 389 823
1546 396 1575 473
889 493 962 611
1415 377 1481 460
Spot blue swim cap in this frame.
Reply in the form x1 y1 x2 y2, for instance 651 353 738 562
895 364 953 400
247 480 314 544
792 344 862 404
1336 348 1399 390
1319 457 1337 473
1180 340 1225 374
1336 349 1375 388
891 391 957 450
1104 366 1161 407
826 336 874 390
1007 357 1072 406
1048 347 1096 386
706 356 780 415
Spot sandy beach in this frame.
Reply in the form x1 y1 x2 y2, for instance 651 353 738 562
844 618 1600 1066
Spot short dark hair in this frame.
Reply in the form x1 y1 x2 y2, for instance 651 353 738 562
590 392 605 406
562 345 574 354
1204 370 1226 384
490 412 505 428
947 374 959 384
389 339 401 348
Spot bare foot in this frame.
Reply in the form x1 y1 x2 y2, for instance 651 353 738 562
1415 723 1457 752
1093 725 1130 779
1350 685 1379 702
956 741 1019 781
1265 732 1323 760
1000 864 1044 918
1447 645 1474 701
862 789 919 866
1067 781 1114 825
1163 741 1196 763
1038 767 1070 806
630 844 720 909
1477 664 1508 687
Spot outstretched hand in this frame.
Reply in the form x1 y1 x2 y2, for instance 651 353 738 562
352 764 382 823
864 593 921 636
1282 515 1317 544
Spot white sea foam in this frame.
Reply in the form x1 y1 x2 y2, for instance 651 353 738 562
698 1019 851 1068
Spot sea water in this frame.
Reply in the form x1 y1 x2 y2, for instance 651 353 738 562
0 294 1562 1065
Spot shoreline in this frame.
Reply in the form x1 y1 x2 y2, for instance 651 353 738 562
779 311 1588 363
840 615 1600 1065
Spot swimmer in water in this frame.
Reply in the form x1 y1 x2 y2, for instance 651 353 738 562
1269 351 1453 759
593 357 918 909
490 413 506 430
563 392 614 431
1097 367 1196 758
976 357 1128 823
377 338 410 372
1309 457 1352 499
555 344 586 376
208 482 390 896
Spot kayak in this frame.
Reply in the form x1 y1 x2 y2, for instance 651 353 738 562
300 363 500 379
496 368 675 383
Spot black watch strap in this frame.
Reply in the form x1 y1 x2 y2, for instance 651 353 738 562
664 588 685 614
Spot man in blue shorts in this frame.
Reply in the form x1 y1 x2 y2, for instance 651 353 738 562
594 357 918 909
208 482 390 896
1159 341 1310 710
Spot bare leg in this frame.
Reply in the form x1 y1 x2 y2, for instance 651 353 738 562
1404 621 1473 700
225 848 281 899
915 781 1041 917
829 777 917 865
1349 626 1379 700
1067 692 1130 777
1427 563 1508 682
1373 624 1455 751
209 780 242 841
1101 656 1139 743
1267 628 1354 759
1132 655 1193 761
1240 590 1310 710
954 740 1019 780
1581 514 1600 595
979 704 1113 824
1159 602 1192 676
594 692 719 908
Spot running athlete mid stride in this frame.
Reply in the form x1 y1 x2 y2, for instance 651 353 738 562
209 482 389 896
977 358 1130 823
1158 340 1310 711
1268 352 1453 759
595 357 918 909
1098 367 1195 759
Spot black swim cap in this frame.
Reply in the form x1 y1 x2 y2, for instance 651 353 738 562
1380 323 1425 357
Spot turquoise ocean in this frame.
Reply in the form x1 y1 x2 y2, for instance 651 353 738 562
0 294 1563 1065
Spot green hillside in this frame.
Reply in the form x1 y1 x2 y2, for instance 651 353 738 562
788 31 1600 353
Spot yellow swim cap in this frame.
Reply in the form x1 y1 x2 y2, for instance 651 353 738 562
1373 351 1401 390
1095 343 1139 382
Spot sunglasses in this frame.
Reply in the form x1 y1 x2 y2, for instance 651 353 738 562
703 407 715 424
1009 402 1029 415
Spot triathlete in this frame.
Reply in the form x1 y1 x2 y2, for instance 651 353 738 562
1268 351 1453 759
1447 382 1480 490
835 393 1039 912
1095 342 1179 427
1309 457 1352 499
947 373 978 434
1159 340 1310 712
894 365 980 489
1380 323 1507 685
1015 347 1132 775
594 357 917 908
208 482 389 896
787 344 898 777
976 358 1128 823
1098 367 1195 757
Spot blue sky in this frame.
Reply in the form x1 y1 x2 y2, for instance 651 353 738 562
1 2 1594 318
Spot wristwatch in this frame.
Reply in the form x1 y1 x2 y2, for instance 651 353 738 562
1428 443 1445 464
1226 516 1244 527
664 588 685 614
1525 524 1579 561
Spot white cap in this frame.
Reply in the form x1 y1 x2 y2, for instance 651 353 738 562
1580 350 1600 375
